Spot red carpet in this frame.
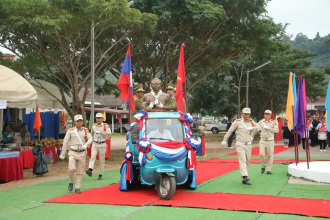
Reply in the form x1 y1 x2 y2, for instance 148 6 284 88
227 145 290 156
45 159 239 204
153 191 330 218
44 158 329 218
201 157 302 164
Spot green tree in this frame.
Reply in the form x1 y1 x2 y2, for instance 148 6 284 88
123 0 284 92
0 0 157 120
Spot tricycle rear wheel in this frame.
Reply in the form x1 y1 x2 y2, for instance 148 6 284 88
156 174 176 200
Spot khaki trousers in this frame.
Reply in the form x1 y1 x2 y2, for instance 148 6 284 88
68 150 86 189
88 143 106 175
235 143 252 179
259 140 274 172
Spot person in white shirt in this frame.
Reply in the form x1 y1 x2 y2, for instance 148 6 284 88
147 119 174 141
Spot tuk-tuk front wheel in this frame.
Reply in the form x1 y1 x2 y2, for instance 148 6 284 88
156 174 176 200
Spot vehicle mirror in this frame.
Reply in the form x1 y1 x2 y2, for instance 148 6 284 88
130 127 139 144
131 134 139 144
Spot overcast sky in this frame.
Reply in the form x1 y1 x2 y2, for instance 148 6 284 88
1 1 330 54
267 0 330 39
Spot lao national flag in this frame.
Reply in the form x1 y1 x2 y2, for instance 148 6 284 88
117 43 135 111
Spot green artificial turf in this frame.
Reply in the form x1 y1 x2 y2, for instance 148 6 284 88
124 206 258 220
124 206 328 220
194 163 289 196
0 204 141 220
279 184 330 200
0 169 121 217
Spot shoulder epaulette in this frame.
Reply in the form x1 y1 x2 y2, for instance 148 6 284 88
103 123 107 125
82 127 89 130
236 118 242 121
259 119 265 122
68 127 75 131
92 123 96 126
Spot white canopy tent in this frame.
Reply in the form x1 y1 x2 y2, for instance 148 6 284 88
28 78 72 110
0 65 38 108
0 65 73 137
0 65 38 138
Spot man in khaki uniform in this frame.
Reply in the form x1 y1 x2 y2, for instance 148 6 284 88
130 84 153 122
59 114 92 194
162 83 187 112
254 110 279 174
142 78 170 108
163 83 177 111
86 113 111 180
222 108 259 185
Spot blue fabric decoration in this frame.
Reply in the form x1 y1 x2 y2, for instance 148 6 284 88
119 162 128 191
150 147 188 163
189 170 197 189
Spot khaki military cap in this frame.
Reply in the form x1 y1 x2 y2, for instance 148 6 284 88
134 84 144 93
242 108 251 114
264 110 272 114
96 113 103 118
74 114 83 121
167 83 176 91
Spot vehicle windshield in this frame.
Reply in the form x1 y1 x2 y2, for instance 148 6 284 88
145 118 184 142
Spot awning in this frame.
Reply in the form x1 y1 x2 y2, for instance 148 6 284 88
84 107 128 115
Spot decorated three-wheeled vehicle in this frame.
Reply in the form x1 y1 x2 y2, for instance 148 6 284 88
119 110 201 200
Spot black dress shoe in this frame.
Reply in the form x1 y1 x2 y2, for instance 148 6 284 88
242 176 251 185
97 175 102 180
68 183 73 191
85 169 92 177
242 180 252 185
261 168 265 173
75 188 81 194
267 171 273 175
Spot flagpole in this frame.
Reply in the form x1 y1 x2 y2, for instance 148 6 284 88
91 21 95 128
184 83 188 113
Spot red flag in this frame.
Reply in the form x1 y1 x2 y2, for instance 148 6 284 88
275 117 283 143
33 105 42 131
61 112 66 130
176 43 186 112
117 43 135 111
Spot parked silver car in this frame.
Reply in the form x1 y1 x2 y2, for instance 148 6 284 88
204 120 228 134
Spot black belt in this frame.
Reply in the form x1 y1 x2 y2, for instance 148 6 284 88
70 149 85 152
94 141 105 144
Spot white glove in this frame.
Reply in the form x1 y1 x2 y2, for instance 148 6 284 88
156 102 163 108
251 136 254 141
82 144 88 150
59 154 65 160
149 102 154 108
264 125 269 130
221 141 226 147
247 127 254 131
95 131 100 135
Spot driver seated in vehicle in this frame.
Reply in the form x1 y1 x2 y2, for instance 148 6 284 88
147 119 174 141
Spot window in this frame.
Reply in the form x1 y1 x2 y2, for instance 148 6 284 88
145 118 184 142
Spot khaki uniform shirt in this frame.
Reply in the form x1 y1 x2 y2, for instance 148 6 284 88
130 95 152 121
223 118 259 143
142 92 170 106
254 119 279 139
91 123 112 142
163 96 177 111
61 127 93 154
163 97 187 112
